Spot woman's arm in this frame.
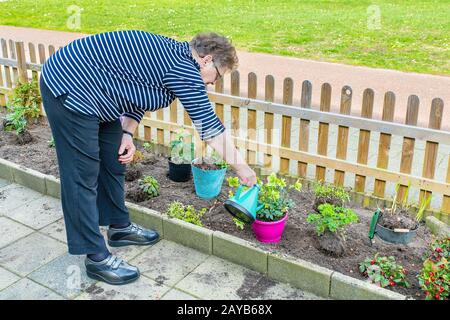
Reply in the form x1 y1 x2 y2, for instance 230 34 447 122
206 131 257 187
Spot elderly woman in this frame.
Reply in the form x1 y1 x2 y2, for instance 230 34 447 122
40 31 257 285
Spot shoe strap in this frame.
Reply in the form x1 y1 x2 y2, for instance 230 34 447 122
130 223 144 235
105 255 123 270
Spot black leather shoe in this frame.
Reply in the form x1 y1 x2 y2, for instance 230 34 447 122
107 222 159 247
85 254 140 285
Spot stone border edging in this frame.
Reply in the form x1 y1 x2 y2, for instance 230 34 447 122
0 158 407 300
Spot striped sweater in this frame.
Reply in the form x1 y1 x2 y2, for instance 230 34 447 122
41 30 225 140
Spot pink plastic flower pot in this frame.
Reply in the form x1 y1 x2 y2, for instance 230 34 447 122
251 212 288 243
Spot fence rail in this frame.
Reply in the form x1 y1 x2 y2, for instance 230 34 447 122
1 39 449 223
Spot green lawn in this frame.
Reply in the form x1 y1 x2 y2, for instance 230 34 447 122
0 0 449 75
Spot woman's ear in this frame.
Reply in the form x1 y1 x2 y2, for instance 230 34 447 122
201 54 213 65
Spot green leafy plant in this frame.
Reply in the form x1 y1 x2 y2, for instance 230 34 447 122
359 254 410 288
3 79 41 135
138 175 160 198
307 203 358 237
166 201 206 227
48 137 55 148
227 173 301 222
143 140 155 153
233 217 245 230
256 173 301 222
313 181 350 209
417 237 450 300
210 150 228 169
169 130 194 164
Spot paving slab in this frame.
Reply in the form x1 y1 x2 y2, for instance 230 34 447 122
75 275 171 300
40 218 67 243
161 288 199 300
0 217 34 249
0 266 20 291
0 183 43 214
0 232 66 277
130 240 209 287
0 178 11 189
0 278 64 300
175 256 315 300
28 253 96 299
4 195 63 230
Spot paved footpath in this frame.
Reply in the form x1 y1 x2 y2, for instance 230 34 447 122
0 178 321 300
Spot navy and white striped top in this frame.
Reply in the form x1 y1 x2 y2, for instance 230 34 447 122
41 30 225 141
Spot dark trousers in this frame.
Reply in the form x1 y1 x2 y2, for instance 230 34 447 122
40 76 130 255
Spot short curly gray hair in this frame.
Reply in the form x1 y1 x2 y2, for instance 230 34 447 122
189 32 238 71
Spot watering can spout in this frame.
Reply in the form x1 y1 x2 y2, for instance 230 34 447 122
224 184 262 224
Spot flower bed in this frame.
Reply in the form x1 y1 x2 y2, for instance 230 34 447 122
0 113 445 300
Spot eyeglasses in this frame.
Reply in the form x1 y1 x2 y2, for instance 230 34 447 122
213 62 223 82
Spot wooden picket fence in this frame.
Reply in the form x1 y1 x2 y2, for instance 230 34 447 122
1 40 449 224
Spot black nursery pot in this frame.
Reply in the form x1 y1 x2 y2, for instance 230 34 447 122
168 158 192 182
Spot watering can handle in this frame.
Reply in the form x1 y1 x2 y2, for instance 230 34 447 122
235 185 244 199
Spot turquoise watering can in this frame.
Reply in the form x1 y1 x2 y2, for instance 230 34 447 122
224 184 263 224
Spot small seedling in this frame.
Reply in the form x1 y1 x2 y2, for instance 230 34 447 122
143 140 155 153
138 175 160 198
415 194 432 222
166 201 206 227
233 217 245 230
131 150 145 165
48 137 55 148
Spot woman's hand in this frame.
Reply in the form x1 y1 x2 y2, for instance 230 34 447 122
235 164 257 187
118 134 136 164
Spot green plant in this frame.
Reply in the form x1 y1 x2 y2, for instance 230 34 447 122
313 181 350 207
210 150 228 169
227 173 301 222
256 173 302 222
48 137 55 148
143 140 155 153
3 79 41 135
415 194 432 222
169 130 194 164
307 203 358 236
359 254 410 288
233 217 245 230
131 150 145 165
138 175 160 198
166 201 206 227
417 237 450 300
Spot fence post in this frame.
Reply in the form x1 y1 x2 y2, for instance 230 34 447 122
334 85 352 186
442 157 450 221
15 42 28 83
420 98 443 209
316 83 331 182
247 72 257 165
298 80 312 178
397 95 419 203
354 88 374 192
1 39 13 93
280 77 293 175
373 91 396 197
263 75 274 170
9 40 18 84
